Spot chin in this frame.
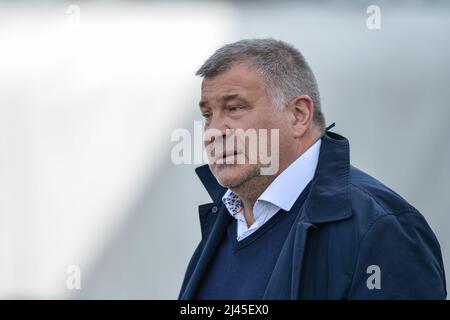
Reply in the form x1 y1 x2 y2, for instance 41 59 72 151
211 164 258 189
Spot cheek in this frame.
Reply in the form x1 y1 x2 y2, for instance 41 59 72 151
260 113 290 147
276 128 293 150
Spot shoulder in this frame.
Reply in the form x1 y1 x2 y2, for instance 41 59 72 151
348 165 423 230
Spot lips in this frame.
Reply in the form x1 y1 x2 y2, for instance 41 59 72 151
222 150 237 158
214 150 241 163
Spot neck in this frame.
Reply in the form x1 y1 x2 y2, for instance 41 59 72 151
231 173 275 227
231 132 320 226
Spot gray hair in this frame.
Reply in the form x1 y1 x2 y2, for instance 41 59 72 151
196 38 325 134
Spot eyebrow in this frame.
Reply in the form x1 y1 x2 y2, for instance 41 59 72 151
199 94 249 109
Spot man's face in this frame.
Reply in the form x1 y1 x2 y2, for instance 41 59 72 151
199 64 292 189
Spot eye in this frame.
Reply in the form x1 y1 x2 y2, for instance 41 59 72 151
202 112 211 120
227 105 244 112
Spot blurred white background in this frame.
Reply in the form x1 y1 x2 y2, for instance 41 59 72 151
0 0 449 299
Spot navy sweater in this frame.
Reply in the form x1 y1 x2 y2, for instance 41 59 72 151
194 184 310 300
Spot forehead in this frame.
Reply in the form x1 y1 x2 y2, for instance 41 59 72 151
201 64 266 101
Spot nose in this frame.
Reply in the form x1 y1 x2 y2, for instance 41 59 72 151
204 113 229 146
207 112 229 134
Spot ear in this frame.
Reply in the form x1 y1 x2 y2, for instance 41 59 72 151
287 95 314 138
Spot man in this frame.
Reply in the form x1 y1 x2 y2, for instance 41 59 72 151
178 39 446 299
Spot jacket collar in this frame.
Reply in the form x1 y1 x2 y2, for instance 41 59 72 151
195 165 227 203
195 131 352 224
304 131 352 223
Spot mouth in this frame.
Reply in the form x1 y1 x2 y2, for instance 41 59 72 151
215 151 240 164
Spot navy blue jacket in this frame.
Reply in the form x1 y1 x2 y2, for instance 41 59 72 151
179 132 446 299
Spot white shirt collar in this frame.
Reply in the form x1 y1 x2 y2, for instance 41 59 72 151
258 138 321 211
